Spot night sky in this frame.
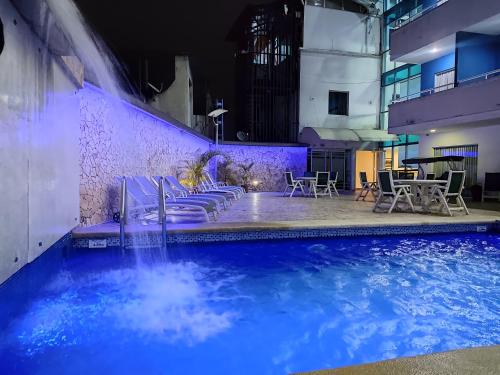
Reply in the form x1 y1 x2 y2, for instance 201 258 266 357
74 0 275 139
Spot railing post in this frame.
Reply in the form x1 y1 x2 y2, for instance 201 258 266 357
119 176 127 249
158 176 168 249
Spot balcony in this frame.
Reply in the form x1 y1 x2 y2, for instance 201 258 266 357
390 0 500 64
388 69 500 134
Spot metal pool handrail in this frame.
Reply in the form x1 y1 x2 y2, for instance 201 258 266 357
119 176 127 249
158 176 168 249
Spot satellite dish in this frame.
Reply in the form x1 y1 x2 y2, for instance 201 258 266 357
237 131 249 142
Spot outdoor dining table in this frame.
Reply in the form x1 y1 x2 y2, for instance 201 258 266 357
296 176 317 196
394 179 447 212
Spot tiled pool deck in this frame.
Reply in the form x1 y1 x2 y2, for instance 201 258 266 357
72 192 500 247
296 345 500 375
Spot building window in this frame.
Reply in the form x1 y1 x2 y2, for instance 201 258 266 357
328 91 349 116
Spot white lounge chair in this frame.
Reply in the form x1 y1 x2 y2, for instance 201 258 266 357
283 171 305 197
429 170 469 216
135 176 219 220
373 170 415 214
203 172 245 198
310 171 332 199
165 176 233 207
123 177 209 223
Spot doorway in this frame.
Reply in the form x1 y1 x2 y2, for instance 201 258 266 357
355 150 382 189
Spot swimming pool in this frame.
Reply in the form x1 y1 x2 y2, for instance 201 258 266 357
1 233 499 374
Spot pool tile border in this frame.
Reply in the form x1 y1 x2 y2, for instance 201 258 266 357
72 221 500 248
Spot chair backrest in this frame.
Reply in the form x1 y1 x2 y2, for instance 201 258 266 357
165 176 188 193
359 171 368 185
445 171 466 196
134 176 158 196
204 172 217 186
124 177 156 206
330 171 338 182
152 176 178 198
398 171 415 180
484 172 500 192
316 171 330 186
378 170 394 195
285 171 294 186
425 172 436 180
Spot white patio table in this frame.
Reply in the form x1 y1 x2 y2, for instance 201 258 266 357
296 176 317 196
394 179 447 212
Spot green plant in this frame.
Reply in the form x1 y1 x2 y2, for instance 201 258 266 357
238 162 255 192
182 150 225 187
217 158 238 186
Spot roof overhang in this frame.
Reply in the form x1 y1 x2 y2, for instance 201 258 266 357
302 127 399 143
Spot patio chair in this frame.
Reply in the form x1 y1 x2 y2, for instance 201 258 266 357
136 176 220 220
283 171 305 197
424 172 436 180
153 176 227 212
133 176 216 220
373 170 415 214
482 172 500 202
355 171 378 201
198 178 240 200
122 177 209 224
429 171 469 216
203 172 245 198
164 176 233 207
310 171 332 199
329 171 340 197
397 171 416 180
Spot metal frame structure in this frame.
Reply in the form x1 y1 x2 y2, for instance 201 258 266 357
229 0 303 143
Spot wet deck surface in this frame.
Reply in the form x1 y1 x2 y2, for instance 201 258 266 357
73 192 500 238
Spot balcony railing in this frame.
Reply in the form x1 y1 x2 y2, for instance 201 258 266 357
391 68 500 104
391 0 449 31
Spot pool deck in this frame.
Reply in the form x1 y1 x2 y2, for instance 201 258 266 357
296 345 500 375
72 192 500 242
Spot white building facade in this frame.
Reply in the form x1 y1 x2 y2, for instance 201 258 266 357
299 2 392 189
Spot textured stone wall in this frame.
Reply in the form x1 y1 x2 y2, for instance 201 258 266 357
79 85 210 225
79 84 308 226
217 144 307 192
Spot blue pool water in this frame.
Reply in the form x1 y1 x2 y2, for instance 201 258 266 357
0 233 499 374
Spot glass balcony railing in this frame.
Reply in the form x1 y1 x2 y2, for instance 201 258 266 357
391 0 448 31
391 67 500 104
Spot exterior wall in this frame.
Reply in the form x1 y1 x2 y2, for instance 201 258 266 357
304 5 380 54
299 6 381 134
79 84 211 225
418 125 500 185
79 86 308 225
0 1 80 285
217 143 307 192
390 0 500 61
150 56 193 127
421 52 455 91
456 32 500 81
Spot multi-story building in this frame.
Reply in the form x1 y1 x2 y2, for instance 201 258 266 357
298 0 392 189
387 0 500 187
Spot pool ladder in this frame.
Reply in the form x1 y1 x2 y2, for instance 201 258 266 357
119 176 168 249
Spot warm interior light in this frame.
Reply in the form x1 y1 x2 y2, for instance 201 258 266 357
252 180 259 186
